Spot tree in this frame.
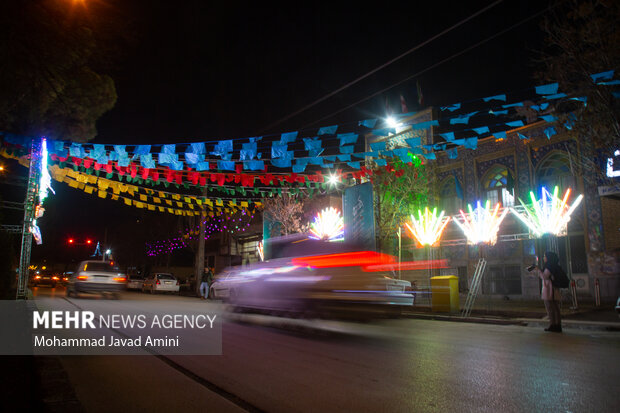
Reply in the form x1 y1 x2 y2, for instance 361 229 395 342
262 193 308 236
371 156 431 253
536 0 620 182
0 1 117 141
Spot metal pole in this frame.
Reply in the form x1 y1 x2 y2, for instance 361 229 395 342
398 227 402 279
16 138 42 299
594 278 601 307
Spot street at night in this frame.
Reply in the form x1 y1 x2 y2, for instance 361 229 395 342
23 287 620 412
2 1 620 412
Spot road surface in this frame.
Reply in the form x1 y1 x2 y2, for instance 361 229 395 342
29 286 620 412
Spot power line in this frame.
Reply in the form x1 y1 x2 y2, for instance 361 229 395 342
302 3 555 129
259 0 505 133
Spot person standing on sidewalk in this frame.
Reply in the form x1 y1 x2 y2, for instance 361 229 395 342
530 251 563 332
199 267 214 300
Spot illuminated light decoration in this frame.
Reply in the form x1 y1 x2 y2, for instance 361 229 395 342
510 186 583 237
452 200 509 245
308 207 344 241
404 207 450 247
146 211 257 256
257 241 264 261
606 149 620 177
38 138 54 204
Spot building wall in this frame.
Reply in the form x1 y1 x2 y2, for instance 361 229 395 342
434 123 617 299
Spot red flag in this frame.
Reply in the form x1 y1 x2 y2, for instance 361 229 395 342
400 94 408 113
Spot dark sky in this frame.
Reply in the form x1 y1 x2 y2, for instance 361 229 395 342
13 0 557 266
95 0 551 145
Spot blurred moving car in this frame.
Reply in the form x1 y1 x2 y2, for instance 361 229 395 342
66 261 126 298
60 271 73 285
218 234 415 319
32 270 59 287
126 275 145 290
142 273 180 294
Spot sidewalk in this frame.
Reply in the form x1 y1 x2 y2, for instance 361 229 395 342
404 298 620 331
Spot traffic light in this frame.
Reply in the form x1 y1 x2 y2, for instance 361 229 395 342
86 239 92 244
68 238 74 244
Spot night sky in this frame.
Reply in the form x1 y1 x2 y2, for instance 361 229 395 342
7 0 555 266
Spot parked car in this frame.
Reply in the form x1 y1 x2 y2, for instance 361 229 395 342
66 260 126 298
142 273 180 294
32 270 59 287
126 275 145 290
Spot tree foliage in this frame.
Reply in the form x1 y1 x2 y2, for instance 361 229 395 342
262 193 308 236
536 0 620 180
371 156 431 252
0 1 117 141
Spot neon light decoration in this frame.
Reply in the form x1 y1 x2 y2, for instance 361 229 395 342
38 138 54 203
510 186 583 237
606 149 620 177
404 207 450 247
452 200 509 245
308 207 344 241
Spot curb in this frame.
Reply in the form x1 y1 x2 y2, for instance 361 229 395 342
225 311 620 333
516 318 620 332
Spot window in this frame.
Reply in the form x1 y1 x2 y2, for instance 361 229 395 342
439 177 462 214
483 265 522 295
536 151 575 194
481 165 514 207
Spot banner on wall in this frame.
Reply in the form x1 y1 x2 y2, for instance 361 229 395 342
343 182 376 251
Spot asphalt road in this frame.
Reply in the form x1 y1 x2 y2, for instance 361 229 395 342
30 286 620 413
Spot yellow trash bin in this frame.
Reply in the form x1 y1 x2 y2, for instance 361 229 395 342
430 275 459 313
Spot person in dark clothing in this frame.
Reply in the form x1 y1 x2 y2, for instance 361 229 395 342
199 267 214 299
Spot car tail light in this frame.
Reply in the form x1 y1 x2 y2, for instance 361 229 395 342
52 276 59 280
77 275 88 281
35 276 41 279
156 279 160 285
113 277 126 282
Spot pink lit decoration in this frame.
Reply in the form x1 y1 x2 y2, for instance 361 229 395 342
308 207 344 241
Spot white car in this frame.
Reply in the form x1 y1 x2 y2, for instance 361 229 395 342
66 260 126 298
126 275 145 290
142 273 180 294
